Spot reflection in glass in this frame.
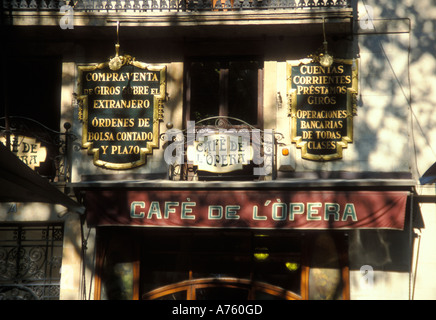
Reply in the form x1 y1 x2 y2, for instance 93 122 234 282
100 230 136 300
101 263 134 300
190 62 220 122
308 233 343 300
228 61 259 124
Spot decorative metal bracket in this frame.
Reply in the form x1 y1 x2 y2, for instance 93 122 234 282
0 116 77 182
161 116 284 180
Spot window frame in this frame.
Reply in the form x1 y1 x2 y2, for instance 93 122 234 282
184 56 264 128
94 228 350 300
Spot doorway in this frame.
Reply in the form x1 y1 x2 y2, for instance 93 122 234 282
95 228 348 300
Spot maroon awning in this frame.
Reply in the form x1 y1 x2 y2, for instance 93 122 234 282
85 189 408 230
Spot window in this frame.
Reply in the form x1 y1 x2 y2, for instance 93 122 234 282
0 224 64 300
0 56 63 180
180 58 265 181
185 58 263 127
1 56 62 132
95 229 350 300
308 233 349 300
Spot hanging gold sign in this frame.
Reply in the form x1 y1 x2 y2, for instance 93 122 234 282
287 58 358 161
77 60 166 170
0 135 47 170
76 22 166 170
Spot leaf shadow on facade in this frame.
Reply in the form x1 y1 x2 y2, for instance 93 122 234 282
3 0 432 300
356 0 436 174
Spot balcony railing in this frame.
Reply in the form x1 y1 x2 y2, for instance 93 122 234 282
0 116 76 183
3 0 351 12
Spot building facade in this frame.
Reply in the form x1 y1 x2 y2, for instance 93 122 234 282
1 0 435 300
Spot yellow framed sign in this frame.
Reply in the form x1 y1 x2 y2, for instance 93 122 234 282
77 60 166 169
287 58 358 161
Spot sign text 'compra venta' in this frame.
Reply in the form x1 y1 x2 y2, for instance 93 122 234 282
77 61 166 169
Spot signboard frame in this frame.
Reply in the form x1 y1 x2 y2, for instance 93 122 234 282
287 58 358 161
77 60 166 170
0 135 47 170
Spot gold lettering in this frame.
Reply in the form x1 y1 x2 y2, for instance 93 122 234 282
307 96 337 105
296 110 348 119
115 132 152 141
85 72 159 83
88 132 115 141
110 145 141 155
92 99 150 109
300 120 343 130
138 118 150 127
307 141 337 150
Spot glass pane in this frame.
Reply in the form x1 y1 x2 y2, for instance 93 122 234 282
191 232 250 253
308 233 343 300
141 232 192 292
141 253 189 293
1 57 61 131
191 232 251 279
138 231 303 300
101 262 134 300
191 254 251 279
252 234 301 295
100 233 135 300
309 268 342 300
228 61 259 125
196 286 249 300
190 62 220 122
253 255 301 295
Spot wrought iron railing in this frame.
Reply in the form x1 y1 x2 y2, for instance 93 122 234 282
0 116 77 183
0 225 64 300
2 0 351 12
162 116 284 181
